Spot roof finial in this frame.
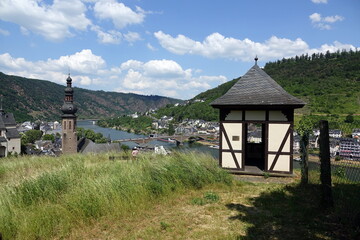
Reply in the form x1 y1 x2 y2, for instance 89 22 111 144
254 55 258 65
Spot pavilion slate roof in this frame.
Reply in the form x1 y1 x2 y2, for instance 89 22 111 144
211 63 305 108
0 112 17 127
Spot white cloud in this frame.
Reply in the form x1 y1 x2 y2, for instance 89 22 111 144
147 43 157 51
0 0 91 41
309 13 322 23
309 12 344 30
123 31 141 43
117 59 228 99
311 0 327 3
308 41 356 55
91 25 122 44
154 31 356 62
0 28 10 36
0 49 109 86
93 0 145 29
120 60 143 71
154 31 310 61
324 15 344 23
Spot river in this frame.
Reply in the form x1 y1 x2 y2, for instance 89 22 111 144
77 120 219 158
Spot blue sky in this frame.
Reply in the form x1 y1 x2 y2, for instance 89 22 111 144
0 0 359 100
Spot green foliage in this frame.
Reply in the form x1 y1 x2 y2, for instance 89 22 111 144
334 166 346 179
345 114 354 123
160 221 171 231
192 191 220 206
296 115 317 137
21 130 43 145
264 49 360 115
121 144 130 151
77 127 107 142
42 134 55 143
168 123 175 136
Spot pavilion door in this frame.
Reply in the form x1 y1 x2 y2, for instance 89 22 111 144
245 123 265 170
267 123 292 173
220 122 243 170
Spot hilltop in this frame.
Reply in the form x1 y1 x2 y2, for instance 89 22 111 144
155 50 360 121
0 72 181 122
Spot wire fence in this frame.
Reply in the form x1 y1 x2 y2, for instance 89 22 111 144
302 121 360 184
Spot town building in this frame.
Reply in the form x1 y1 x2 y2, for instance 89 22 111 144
211 57 305 175
61 74 78 154
0 103 21 157
339 138 360 160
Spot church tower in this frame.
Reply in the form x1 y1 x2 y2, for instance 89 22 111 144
61 74 78 154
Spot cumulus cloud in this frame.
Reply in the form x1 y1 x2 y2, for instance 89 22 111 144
0 0 91 41
309 12 344 30
93 0 146 29
311 0 327 3
154 31 356 62
0 49 108 86
155 31 310 61
117 59 227 99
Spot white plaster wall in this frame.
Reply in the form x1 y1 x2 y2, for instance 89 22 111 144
268 124 290 152
222 152 242 168
222 123 242 150
7 138 21 155
268 154 290 172
269 111 288 121
245 111 266 121
225 110 243 121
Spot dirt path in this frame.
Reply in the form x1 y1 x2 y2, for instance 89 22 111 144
233 173 299 184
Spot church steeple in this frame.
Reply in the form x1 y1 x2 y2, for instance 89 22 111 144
61 74 77 117
61 74 78 154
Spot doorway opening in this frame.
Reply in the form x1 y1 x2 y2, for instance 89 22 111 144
245 123 265 170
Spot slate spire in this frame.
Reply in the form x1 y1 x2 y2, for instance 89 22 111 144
61 74 77 117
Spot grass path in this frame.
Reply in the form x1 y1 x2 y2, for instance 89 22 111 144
67 176 360 240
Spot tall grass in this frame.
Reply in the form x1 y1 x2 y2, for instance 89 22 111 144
0 151 231 239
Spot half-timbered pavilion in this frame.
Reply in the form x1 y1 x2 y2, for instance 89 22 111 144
211 58 305 175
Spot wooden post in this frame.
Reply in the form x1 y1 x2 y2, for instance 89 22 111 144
300 133 309 185
319 120 333 208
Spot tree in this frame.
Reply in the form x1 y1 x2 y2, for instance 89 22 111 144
168 123 175 136
22 130 43 144
296 116 316 185
42 134 55 143
344 114 354 123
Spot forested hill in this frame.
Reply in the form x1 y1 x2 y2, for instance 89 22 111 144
264 49 360 115
0 72 181 122
155 50 360 121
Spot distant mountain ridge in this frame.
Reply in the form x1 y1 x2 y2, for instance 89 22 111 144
0 72 181 122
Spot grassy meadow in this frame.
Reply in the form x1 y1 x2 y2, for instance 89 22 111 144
0 152 359 239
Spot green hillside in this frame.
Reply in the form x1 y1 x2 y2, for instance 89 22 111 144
264 49 360 115
0 72 181 122
155 49 360 121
